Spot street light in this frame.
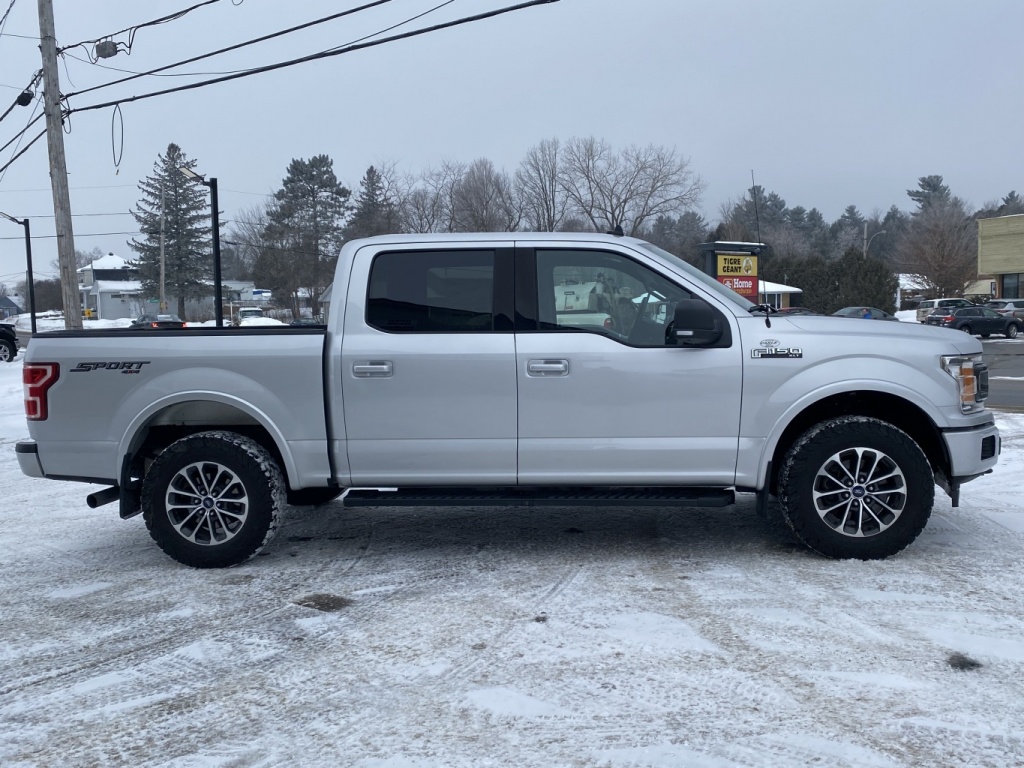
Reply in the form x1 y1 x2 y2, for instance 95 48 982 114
179 166 223 327
0 211 37 334
863 223 887 258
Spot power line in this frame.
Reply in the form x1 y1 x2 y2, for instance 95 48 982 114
64 0 560 117
63 0 396 99
0 108 41 154
58 0 225 56
0 183 136 192
6 211 132 218
0 229 142 239
0 71 40 126
0 128 44 177
0 0 18 36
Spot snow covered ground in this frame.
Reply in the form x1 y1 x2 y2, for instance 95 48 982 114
1 349 1023 767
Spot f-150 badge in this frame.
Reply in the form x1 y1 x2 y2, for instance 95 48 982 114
751 346 803 359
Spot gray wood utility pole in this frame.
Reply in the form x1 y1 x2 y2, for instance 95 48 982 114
37 0 82 329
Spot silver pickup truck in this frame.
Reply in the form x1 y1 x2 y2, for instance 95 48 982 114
16 233 1000 568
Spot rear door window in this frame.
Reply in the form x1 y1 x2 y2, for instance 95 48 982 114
367 250 497 333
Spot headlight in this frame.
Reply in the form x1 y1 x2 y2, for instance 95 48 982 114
941 354 988 413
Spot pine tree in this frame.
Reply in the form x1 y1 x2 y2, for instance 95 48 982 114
129 143 212 319
262 155 350 316
907 175 951 213
343 165 401 241
832 247 899 313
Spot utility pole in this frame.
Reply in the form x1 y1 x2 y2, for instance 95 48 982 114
37 0 81 329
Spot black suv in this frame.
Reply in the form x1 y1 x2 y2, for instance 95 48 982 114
924 306 1023 338
0 322 18 362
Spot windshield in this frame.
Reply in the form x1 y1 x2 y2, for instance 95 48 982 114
635 242 755 310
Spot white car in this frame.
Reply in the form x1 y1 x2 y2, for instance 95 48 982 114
984 299 1024 320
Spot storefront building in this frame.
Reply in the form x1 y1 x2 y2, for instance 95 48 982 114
978 214 1024 298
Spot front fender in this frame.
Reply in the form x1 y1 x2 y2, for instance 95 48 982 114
738 356 961 491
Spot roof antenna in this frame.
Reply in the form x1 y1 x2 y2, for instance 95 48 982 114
606 224 623 236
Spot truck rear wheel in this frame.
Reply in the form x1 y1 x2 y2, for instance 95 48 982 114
142 431 286 568
777 416 934 560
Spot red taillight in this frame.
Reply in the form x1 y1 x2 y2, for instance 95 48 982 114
24 363 59 421
942 314 955 322
150 322 159 328
604 317 615 329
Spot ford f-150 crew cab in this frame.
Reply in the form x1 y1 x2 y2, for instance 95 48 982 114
16 233 1000 568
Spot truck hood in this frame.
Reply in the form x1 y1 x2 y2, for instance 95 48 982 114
769 315 984 355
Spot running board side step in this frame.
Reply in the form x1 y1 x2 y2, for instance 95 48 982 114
343 487 735 508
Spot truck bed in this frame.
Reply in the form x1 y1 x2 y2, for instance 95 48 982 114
23 326 330 488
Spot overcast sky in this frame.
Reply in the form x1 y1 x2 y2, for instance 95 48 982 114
1 0 1022 289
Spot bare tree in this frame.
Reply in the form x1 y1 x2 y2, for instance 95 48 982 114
897 197 977 297
404 160 466 233
452 158 521 232
226 204 270 277
515 138 568 231
559 137 706 236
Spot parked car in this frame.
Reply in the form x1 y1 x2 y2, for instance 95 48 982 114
0 321 18 362
234 307 265 325
128 313 186 330
831 306 900 321
923 305 1022 338
984 299 1024 320
915 298 974 323
774 306 820 316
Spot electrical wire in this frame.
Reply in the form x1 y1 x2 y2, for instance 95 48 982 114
0 110 41 154
0 0 18 37
64 0 559 116
0 93 41 183
57 0 224 55
0 71 40 126
5 212 133 218
0 183 136 192
64 0 396 99
0 229 143 239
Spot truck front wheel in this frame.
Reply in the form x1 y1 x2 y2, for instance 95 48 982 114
142 431 286 568
777 416 934 560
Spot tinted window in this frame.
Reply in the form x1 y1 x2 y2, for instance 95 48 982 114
981 308 1001 318
961 308 981 317
367 250 495 333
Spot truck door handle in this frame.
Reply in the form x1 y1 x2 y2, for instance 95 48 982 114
527 359 569 376
352 361 393 378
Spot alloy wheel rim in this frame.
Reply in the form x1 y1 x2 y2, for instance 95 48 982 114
165 461 249 545
811 447 907 537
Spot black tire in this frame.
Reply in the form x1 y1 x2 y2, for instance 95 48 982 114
142 431 285 568
287 487 344 506
980 333 991 339
777 416 934 560
0 337 15 363
959 325 972 335
1006 324 1019 339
